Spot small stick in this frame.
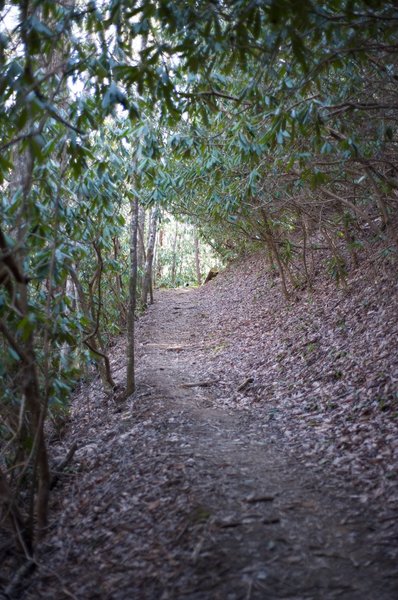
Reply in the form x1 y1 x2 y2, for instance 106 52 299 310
245 494 274 503
3 559 36 599
237 377 254 392
50 443 78 490
181 380 219 388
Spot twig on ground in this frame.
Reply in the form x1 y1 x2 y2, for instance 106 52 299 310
181 380 219 388
237 377 254 392
50 443 78 490
3 559 36 599
245 494 274 503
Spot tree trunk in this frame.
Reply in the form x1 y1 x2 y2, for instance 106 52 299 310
3 38 50 542
112 236 127 323
141 207 158 307
194 228 202 285
137 205 146 290
126 197 139 395
260 208 290 300
156 227 164 281
69 268 115 390
171 221 179 286
59 275 76 372
177 225 185 280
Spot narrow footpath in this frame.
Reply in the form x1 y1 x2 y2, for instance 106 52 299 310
23 289 397 600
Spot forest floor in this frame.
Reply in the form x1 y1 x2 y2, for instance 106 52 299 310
4 254 398 599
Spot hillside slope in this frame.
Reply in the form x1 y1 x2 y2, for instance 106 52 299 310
196 252 398 504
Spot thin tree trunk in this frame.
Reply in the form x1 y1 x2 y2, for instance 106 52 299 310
6 90 50 544
126 197 139 396
194 228 202 285
177 225 185 280
150 226 155 305
59 275 75 374
69 268 115 390
137 205 146 290
112 236 127 325
171 221 178 286
260 208 290 300
156 227 164 280
141 207 158 307
113 236 124 291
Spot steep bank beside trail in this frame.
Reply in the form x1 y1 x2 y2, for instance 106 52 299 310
195 252 398 506
3 254 397 600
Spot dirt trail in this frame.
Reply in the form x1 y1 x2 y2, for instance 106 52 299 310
21 289 397 599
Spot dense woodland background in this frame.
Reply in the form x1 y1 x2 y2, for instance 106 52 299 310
0 0 397 567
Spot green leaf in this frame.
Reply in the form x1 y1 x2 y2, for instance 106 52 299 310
8 347 21 362
30 16 53 38
102 82 128 111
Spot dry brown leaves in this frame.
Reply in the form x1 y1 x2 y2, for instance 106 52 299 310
193 251 398 507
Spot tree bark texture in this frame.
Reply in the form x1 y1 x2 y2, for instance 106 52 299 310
156 227 164 280
141 207 158 307
137 206 146 290
69 268 115 390
126 197 139 395
194 228 202 285
171 221 179 286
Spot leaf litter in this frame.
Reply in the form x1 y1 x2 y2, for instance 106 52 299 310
2 253 398 599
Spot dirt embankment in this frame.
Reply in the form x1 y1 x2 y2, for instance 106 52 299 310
197 252 398 504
